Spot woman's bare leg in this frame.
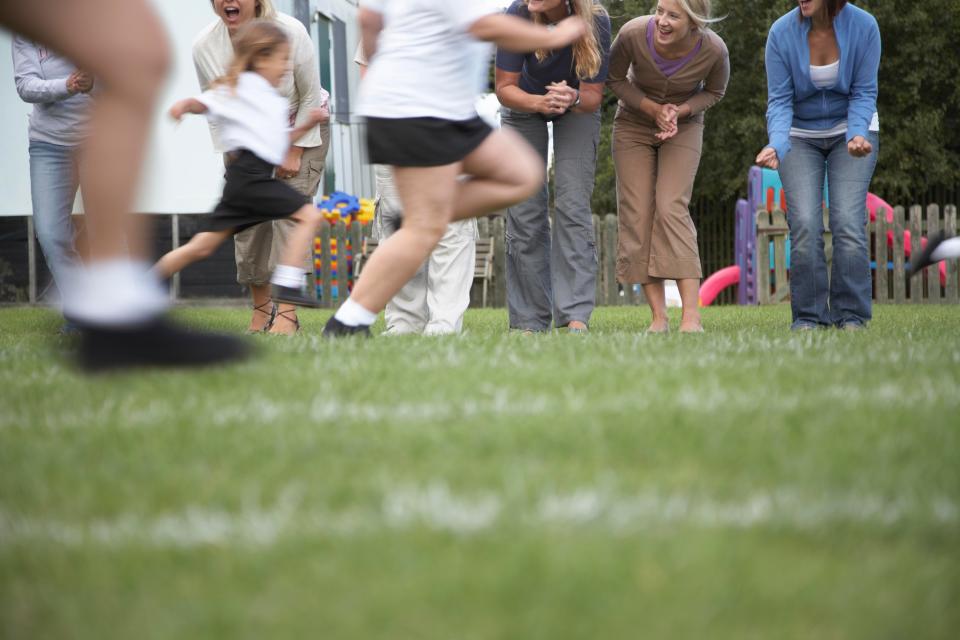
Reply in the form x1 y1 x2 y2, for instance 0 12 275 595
642 280 669 333
248 284 274 332
677 278 703 332
154 231 232 279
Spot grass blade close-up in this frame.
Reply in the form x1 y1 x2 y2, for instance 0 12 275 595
1 304 958 639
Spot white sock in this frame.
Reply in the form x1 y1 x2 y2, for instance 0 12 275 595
333 297 377 327
271 264 306 289
931 237 960 262
61 259 168 328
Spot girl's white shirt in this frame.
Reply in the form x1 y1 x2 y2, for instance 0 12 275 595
197 72 290 166
192 12 328 152
357 0 503 120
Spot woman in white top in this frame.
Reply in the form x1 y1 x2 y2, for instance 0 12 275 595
756 0 881 330
194 0 330 335
323 0 588 336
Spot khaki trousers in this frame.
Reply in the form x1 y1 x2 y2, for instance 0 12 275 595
233 126 329 285
372 164 476 335
613 116 703 284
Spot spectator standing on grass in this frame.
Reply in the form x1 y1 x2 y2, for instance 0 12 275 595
607 0 729 334
756 0 880 331
194 0 330 335
12 36 94 331
495 0 611 335
354 45 478 336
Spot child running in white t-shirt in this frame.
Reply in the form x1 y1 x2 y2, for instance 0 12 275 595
155 20 326 313
323 0 589 336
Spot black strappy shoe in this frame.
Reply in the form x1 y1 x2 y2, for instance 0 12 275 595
248 301 277 334
270 307 301 335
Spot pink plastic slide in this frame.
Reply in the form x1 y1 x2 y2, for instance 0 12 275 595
699 265 740 307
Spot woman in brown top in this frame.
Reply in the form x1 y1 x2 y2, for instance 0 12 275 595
607 0 728 333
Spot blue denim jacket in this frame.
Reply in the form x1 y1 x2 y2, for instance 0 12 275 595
764 3 881 160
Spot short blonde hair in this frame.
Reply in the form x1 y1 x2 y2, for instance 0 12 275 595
209 0 277 21
656 0 724 30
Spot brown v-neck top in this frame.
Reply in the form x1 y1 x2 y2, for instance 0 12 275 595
607 15 730 126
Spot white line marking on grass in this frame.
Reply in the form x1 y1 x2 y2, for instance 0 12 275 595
1 485 956 550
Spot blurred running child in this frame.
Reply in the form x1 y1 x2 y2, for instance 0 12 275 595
155 20 326 311
323 0 589 336
1 0 248 370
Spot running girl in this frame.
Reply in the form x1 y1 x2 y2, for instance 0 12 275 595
323 0 589 336
155 20 326 316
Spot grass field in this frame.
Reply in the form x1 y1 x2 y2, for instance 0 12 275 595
1 304 958 639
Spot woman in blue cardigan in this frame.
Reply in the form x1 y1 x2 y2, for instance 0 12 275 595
756 0 880 331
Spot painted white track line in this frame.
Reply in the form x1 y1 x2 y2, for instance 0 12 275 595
2 485 957 549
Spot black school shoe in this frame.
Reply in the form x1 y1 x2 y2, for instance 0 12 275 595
271 283 321 308
322 316 371 338
908 231 948 277
76 317 251 372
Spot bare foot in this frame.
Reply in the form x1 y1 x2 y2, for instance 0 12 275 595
567 321 588 334
646 318 669 334
679 313 703 333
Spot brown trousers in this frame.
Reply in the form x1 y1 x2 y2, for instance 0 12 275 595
233 126 329 286
613 115 703 285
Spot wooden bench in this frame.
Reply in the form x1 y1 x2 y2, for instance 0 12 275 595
355 234 496 307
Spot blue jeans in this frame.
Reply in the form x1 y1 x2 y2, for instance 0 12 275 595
779 133 879 329
29 140 81 292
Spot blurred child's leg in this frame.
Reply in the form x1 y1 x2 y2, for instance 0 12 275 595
269 205 324 313
0 0 248 368
1 0 169 263
450 128 544 221
154 231 232 279
345 164 461 314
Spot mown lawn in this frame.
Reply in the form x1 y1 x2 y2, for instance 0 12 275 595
1 304 958 639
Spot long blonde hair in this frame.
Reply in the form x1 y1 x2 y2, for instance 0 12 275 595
525 0 608 80
212 19 288 90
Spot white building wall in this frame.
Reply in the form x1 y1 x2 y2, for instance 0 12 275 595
0 0 373 218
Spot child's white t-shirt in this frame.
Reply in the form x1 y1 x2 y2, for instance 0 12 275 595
197 72 290 166
357 0 503 121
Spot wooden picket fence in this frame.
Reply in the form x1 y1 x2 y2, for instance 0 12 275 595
756 204 959 304
312 206 958 309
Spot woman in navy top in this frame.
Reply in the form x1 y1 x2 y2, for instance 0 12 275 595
756 0 881 331
495 0 611 335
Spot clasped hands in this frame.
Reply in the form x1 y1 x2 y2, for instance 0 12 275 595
755 135 873 170
540 81 579 116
